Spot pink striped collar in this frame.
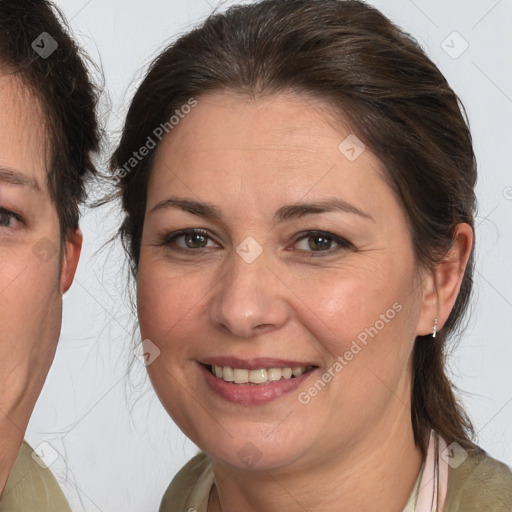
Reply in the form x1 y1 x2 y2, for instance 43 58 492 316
415 430 449 512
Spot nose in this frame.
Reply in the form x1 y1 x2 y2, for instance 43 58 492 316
209 247 290 338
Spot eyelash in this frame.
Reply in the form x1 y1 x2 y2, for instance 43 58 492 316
160 228 352 257
0 207 22 229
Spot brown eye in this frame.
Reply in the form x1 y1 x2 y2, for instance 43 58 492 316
162 228 219 251
0 208 21 228
308 234 332 251
184 232 208 248
294 230 351 255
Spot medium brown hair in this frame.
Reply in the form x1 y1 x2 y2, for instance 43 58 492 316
0 0 100 238
112 0 477 453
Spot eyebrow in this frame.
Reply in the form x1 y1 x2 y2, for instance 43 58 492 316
149 196 374 223
0 166 40 191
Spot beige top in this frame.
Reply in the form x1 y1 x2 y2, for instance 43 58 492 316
159 453 425 512
160 447 512 511
0 442 71 512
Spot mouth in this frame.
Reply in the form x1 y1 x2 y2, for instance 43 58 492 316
208 364 315 384
198 358 318 405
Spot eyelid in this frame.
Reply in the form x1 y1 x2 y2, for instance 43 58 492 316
0 206 23 228
159 227 351 257
294 229 350 244
161 227 221 249
293 230 352 254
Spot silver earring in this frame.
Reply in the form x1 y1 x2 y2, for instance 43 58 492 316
432 318 438 338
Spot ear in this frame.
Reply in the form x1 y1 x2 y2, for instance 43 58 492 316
59 227 83 294
416 223 474 337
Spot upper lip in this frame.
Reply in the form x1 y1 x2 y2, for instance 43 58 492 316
200 357 317 370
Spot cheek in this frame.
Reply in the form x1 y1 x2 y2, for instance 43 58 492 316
136 255 212 350
282 257 410 355
315 271 420 412
0 248 62 341
0 244 60 295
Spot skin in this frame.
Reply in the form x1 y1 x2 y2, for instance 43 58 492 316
0 74 81 493
138 91 473 512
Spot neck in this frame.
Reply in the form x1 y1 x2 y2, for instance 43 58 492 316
209 407 423 512
0 410 29 496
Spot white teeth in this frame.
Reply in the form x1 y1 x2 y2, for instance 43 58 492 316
233 368 249 384
223 367 234 382
267 368 282 381
282 367 293 379
211 365 310 384
249 368 268 384
292 366 306 377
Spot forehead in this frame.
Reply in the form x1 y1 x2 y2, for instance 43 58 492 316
161 90 347 155
0 73 49 193
149 91 389 214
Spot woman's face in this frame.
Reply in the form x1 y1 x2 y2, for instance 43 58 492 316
0 74 78 419
138 91 430 471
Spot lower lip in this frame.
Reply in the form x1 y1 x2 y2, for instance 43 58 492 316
199 364 315 405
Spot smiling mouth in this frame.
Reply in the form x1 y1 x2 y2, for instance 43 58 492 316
208 364 316 385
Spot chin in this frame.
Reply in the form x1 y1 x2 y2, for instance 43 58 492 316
209 445 301 473
193 423 315 473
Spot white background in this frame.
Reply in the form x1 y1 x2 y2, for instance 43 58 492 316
24 1 512 511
